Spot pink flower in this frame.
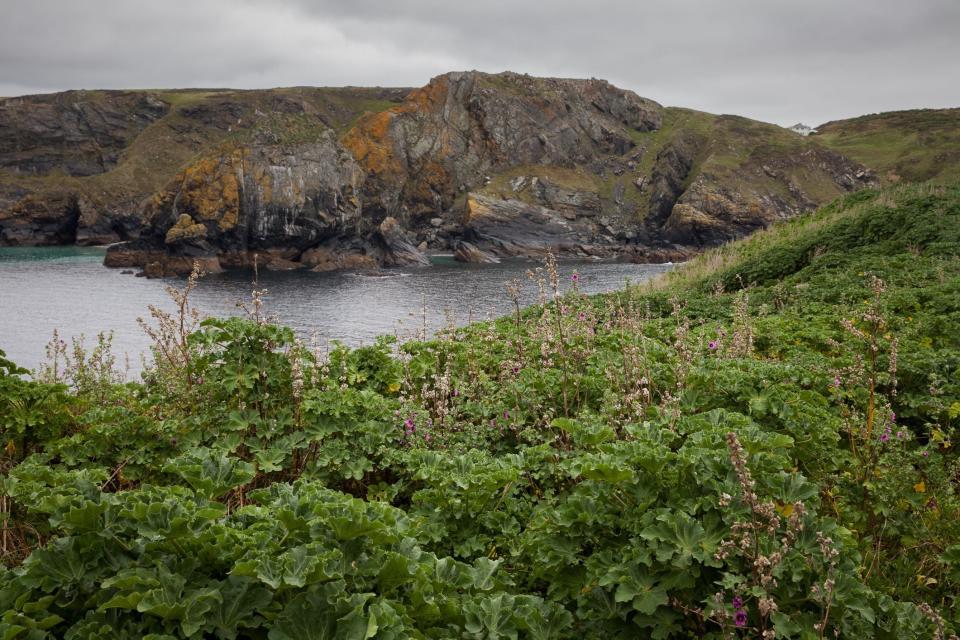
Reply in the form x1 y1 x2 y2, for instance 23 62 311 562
709 341 718 350
571 273 579 282
922 450 929 457
732 596 743 609
734 610 747 628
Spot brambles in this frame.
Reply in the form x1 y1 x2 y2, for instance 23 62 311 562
0 182 957 637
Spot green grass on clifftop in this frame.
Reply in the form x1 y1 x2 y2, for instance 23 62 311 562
816 108 960 184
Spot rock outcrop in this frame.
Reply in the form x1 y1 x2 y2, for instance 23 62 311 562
462 193 618 259
106 131 369 274
0 86 407 248
0 91 169 177
373 217 430 267
0 73 887 272
453 240 500 264
342 71 663 224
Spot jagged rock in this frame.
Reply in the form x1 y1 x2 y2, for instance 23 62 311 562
0 91 169 177
0 192 80 245
136 254 222 278
646 135 700 228
462 193 615 259
531 178 601 213
302 243 378 273
659 146 876 246
143 261 164 278
374 217 430 267
144 131 364 256
164 214 207 245
104 239 164 268
342 71 662 221
453 240 500 264
0 74 886 265
265 257 303 271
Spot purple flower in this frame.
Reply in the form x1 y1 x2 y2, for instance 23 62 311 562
833 376 841 388
879 432 890 443
734 610 748 628
572 273 579 282
732 596 743 610
709 341 718 350
896 431 904 439
578 312 586 321
452 389 460 397
891 412 897 422
922 450 930 457
512 366 520 374
404 418 414 429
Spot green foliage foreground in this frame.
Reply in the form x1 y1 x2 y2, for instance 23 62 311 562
0 183 958 638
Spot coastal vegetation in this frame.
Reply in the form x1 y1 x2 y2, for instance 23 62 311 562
0 182 958 638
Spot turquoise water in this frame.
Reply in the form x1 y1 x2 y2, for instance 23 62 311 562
0 247 673 374
0 245 108 263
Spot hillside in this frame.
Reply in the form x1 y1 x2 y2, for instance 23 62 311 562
0 182 957 638
0 72 879 275
815 108 960 185
0 87 408 247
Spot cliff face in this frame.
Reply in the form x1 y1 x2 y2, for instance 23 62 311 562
0 72 892 273
0 91 169 178
0 87 408 249
342 74 875 261
104 134 368 275
342 71 663 223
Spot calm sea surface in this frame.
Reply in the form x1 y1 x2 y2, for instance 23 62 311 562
0 247 673 374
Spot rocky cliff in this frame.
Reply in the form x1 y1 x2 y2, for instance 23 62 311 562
0 87 408 252
0 72 892 274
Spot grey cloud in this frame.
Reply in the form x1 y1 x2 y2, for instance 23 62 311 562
0 0 957 125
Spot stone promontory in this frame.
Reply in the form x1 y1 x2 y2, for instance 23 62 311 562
0 73 883 274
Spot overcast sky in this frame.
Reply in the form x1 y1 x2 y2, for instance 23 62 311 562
1 0 958 126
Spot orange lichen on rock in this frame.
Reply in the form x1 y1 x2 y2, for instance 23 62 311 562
341 110 401 177
173 148 244 231
164 213 207 244
342 76 451 180
403 75 449 113
464 195 487 223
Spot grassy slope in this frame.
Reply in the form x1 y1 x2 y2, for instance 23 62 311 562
476 106 858 223
815 108 960 184
0 182 957 638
